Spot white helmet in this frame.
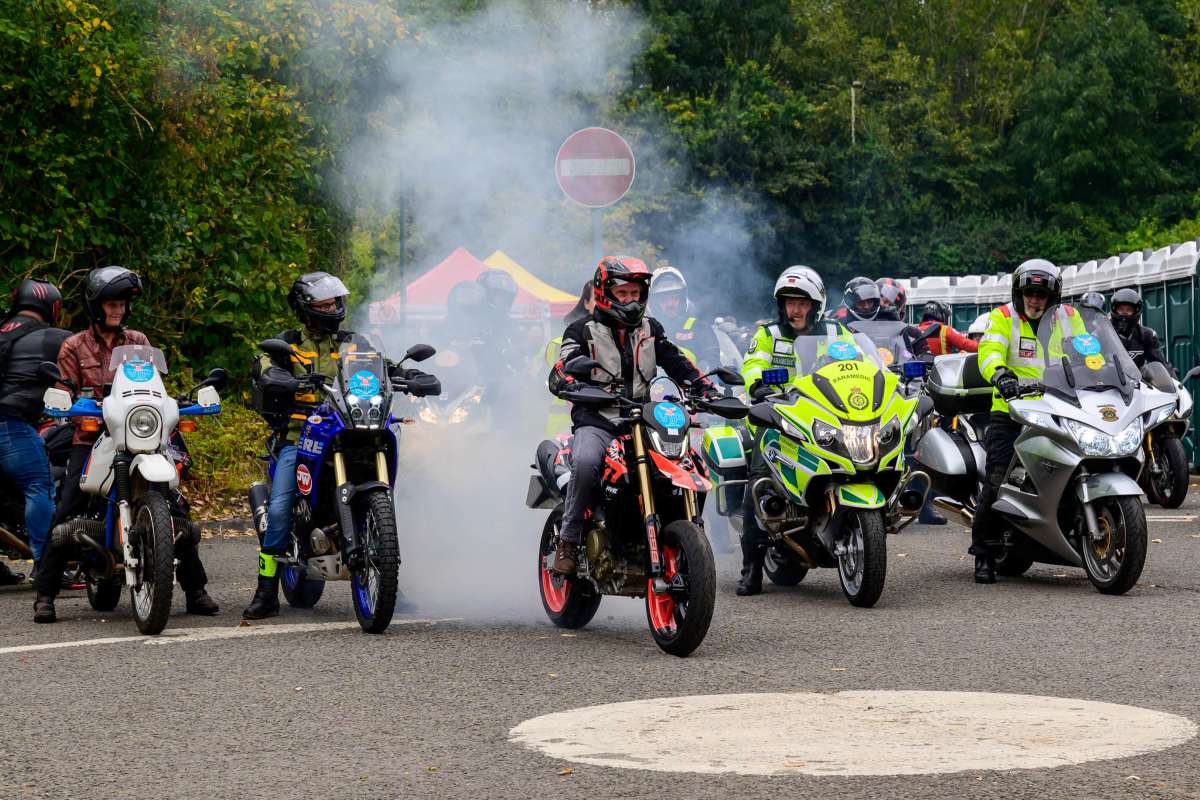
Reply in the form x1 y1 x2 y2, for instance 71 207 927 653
968 312 990 337
774 265 826 328
649 266 687 296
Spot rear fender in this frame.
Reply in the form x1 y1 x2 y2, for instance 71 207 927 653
836 483 887 509
649 450 711 492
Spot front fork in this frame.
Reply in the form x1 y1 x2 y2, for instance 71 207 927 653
632 422 664 579
332 449 392 564
112 455 139 584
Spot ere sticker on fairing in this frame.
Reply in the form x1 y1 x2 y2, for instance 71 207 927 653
1072 334 1103 357
123 359 155 382
348 370 381 399
1085 354 1105 370
827 341 860 361
653 402 687 434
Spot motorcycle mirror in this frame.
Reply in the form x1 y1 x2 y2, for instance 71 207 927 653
404 343 437 363
709 366 744 386
747 403 780 430
258 338 294 363
37 360 67 389
198 367 229 392
921 322 942 339
1183 366 1200 384
563 356 602 379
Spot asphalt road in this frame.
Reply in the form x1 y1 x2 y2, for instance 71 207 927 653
3 486 1200 799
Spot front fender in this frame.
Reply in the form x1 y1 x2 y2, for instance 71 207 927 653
131 453 180 488
836 483 887 509
1076 472 1143 503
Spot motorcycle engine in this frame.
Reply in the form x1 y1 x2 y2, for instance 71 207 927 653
586 527 614 581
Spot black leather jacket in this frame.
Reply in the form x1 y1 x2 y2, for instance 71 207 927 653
0 316 71 423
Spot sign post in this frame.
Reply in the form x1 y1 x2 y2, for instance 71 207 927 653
555 127 636 265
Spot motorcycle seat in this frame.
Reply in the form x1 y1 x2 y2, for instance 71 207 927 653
927 353 993 416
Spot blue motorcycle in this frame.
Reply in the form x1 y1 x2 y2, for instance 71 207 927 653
250 334 439 633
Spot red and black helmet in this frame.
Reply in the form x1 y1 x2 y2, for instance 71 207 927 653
592 256 651 328
876 277 907 318
10 278 62 326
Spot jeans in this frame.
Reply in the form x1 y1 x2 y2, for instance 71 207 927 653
263 445 299 555
0 417 54 561
561 427 615 544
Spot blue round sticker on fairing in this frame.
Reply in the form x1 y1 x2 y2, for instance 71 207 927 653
123 360 154 382
1072 334 1102 357
827 341 861 361
348 370 381 399
653 402 687 430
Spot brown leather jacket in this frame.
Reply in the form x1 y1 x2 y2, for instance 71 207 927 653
57 327 151 445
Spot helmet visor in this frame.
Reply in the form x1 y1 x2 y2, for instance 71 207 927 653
304 275 350 302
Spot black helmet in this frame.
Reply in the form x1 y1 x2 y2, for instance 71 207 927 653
592 256 651 328
921 299 951 324
843 277 881 322
1011 259 1061 319
476 269 518 313
1110 287 1142 336
1079 291 1107 313
84 266 142 330
288 271 349 333
447 280 487 318
10 278 62 325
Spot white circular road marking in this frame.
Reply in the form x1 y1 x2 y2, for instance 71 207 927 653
510 691 1196 776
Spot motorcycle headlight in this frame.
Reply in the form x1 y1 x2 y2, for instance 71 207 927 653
418 407 438 425
876 417 901 450
812 418 839 448
1065 418 1142 457
128 407 160 440
842 424 879 467
449 407 470 425
648 429 686 459
1012 407 1056 431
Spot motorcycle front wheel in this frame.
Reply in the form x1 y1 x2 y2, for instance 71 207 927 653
1082 496 1147 595
1147 437 1189 509
646 520 715 657
129 490 176 635
351 491 400 634
837 510 886 608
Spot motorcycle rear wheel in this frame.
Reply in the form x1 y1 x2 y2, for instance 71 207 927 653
763 546 808 586
537 508 600 629
87 573 122 611
351 491 400 634
837 510 886 608
1082 496 1146 595
129 490 176 635
646 520 715 657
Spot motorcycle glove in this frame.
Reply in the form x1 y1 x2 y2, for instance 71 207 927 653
749 381 774 402
993 367 1021 400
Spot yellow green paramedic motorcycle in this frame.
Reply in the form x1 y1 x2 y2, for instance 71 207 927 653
711 332 921 607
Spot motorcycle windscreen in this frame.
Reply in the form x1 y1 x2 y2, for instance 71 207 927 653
846 320 916 367
791 328 887 376
107 344 169 380
338 333 391 430
1038 305 1140 403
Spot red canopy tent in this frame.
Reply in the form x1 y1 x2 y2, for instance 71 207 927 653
369 246 576 322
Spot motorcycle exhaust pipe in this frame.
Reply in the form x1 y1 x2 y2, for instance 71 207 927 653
0 525 32 559
932 497 973 526
896 470 930 513
751 478 786 521
781 535 818 568
248 481 270 546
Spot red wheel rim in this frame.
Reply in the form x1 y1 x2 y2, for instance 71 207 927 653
541 562 569 613
647 545 681 636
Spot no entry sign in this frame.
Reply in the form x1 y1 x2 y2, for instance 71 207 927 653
554 127 635 208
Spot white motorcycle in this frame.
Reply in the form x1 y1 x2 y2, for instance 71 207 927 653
915 305 1176 594
43 346 224 634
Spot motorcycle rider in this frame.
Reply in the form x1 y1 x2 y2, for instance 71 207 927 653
737 265 836 595
245 272 438 618
1110 288 1174 375
826 277 882 325
1080 292 1107 313
0 279 71 585
547 256 714 574
967 313 990 343
917 300 978 355
876 278 907 322
971 259 1076 584
35 266 218 622
649 266 721 370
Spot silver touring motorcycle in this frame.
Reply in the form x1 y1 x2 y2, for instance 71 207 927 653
914 304 1176 594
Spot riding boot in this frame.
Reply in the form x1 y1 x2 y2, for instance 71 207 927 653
974 554 996 584
242 553 280 620
736 537 764 596
185 588 220 615
33 594 56 623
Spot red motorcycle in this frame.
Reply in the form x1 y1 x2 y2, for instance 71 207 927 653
526 358 747 656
